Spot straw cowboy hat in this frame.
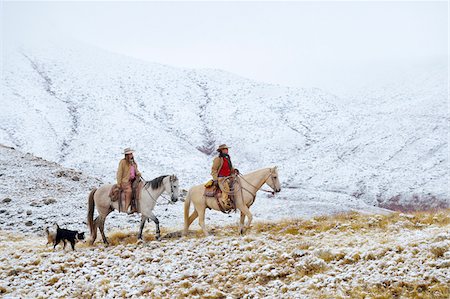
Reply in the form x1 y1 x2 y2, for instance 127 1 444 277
216 144 230 151
123 147 135 155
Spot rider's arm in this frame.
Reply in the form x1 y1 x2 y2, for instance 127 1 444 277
116 159 124 186
135 162 141 177
211 157 220 181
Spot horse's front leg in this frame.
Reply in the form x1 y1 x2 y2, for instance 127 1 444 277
147 212 161 240
238 205 253 235
138 215 148 240
239 211 246 235
197 206 209 236
98 217 109 245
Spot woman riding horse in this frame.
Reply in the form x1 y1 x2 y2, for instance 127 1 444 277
117 147 141 214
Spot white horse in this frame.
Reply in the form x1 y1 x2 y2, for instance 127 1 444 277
183 167 281 236
87 175 179 244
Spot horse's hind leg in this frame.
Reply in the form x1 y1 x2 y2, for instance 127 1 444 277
188 210 198 226
90 216 99 245
182 210 198 237
98 217 109 245
138 215 148 240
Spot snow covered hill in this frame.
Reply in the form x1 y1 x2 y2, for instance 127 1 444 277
1 39 448 215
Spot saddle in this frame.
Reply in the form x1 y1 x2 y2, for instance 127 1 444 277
109 184 121 202
109 181 142 213
203 179 236 213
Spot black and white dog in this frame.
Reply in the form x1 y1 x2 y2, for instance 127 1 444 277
45 223 85 251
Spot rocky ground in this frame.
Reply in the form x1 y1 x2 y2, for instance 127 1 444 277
0 210 449 298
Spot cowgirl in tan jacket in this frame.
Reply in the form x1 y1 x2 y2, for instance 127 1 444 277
117 147 141 213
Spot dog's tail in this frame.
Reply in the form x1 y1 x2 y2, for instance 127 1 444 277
87 188 97 237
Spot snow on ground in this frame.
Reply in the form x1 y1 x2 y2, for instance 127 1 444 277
0 211 449 298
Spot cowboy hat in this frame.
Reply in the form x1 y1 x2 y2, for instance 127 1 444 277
123 147 134 155
216 144 230 151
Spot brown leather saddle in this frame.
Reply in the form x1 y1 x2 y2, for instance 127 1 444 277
109 180 141 213
204 185 221 198
203 180 236 213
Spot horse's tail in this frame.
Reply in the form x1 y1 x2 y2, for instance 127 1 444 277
87 188 97 237
183 190 192 234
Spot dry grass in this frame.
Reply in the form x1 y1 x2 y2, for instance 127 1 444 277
46 276 59 286
0 286 7 294
332 281 450 299
213 209 450 238
1 209 448 298
430 244 449 258
90 228 170 246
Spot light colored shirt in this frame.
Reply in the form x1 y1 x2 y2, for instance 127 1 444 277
130 165 136 180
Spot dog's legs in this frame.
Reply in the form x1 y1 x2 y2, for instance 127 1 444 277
70 241 76 251
98 217 109 245
138 215 148 240
63 240 67 249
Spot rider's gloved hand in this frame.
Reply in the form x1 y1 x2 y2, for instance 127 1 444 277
234 169 240 175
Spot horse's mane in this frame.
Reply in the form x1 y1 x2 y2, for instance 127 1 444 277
145 175 169 190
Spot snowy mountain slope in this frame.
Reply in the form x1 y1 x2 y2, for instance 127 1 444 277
0 144 100 233
1 39 448 212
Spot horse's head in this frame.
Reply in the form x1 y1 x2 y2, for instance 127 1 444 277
266 166 281 193
164 174 179 202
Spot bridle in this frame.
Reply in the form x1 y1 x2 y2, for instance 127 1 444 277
141 175 178 205
237 168 278 198
168 175 177 202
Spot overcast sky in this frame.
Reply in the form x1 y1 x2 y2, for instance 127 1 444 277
2 1 448 93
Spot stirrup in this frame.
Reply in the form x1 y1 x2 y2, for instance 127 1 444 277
127 207 137 215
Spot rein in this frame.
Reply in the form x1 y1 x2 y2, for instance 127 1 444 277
140 176 175 205
237 172 275 196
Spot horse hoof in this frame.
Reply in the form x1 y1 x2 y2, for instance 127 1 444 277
156 235 161 241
